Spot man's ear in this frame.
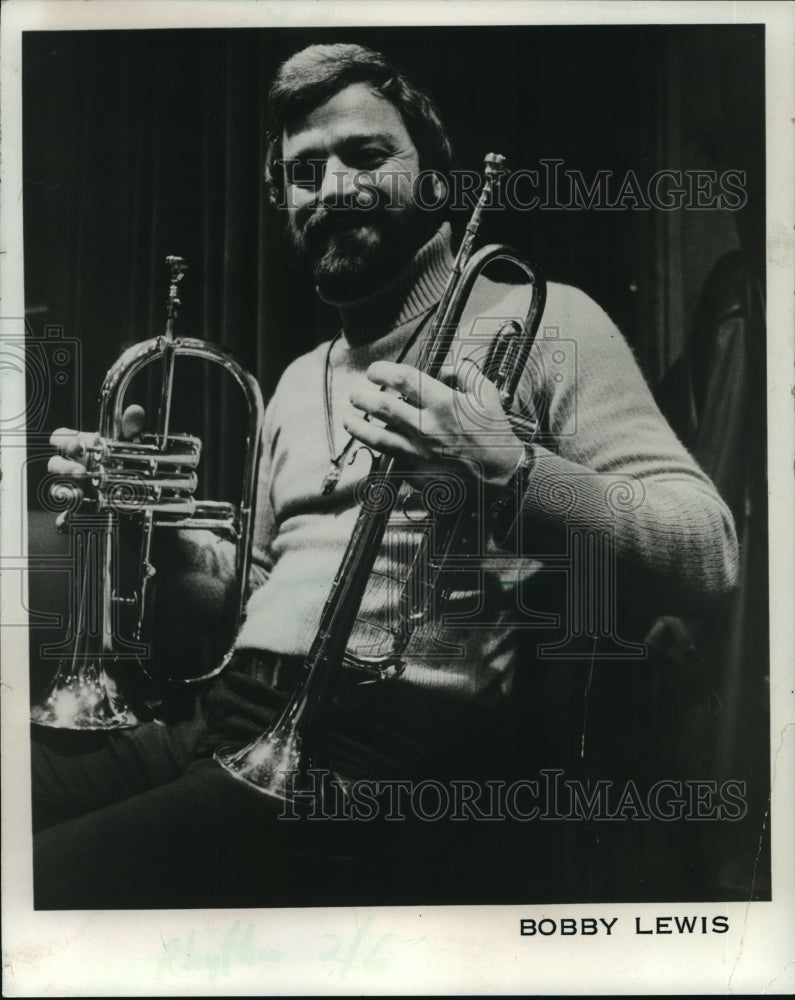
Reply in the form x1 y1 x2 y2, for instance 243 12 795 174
264 162 282 208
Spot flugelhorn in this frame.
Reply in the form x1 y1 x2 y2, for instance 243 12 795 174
31 256 265 729
215 153 546 801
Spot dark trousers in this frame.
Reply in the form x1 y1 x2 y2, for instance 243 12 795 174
31 714 541 909
32 715 203 831
33 731 531 909
31 649 566 909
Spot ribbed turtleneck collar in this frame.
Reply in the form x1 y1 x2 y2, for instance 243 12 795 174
320 222 454 345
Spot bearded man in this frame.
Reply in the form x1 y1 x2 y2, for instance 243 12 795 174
33 43 737 908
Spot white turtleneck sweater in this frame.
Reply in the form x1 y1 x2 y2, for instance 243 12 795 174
225 222 736 763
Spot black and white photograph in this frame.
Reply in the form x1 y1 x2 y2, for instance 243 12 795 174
2 0 793 994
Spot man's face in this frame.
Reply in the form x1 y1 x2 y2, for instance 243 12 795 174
281 82 435 301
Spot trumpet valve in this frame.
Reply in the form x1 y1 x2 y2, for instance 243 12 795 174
485 319 523 404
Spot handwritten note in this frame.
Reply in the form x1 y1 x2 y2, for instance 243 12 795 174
156 922 280 984
318 916 393 978
156 916 400 984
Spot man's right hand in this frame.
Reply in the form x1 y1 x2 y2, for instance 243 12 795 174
47 402 239 675
47 405 146 500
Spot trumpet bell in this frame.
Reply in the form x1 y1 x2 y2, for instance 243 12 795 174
214 724 307 802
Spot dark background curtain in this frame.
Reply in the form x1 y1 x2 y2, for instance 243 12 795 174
22 26 765 408
22 24 767 901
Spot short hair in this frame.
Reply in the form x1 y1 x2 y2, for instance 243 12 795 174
264 43 453 205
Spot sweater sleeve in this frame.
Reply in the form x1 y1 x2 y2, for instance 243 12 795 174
501 284 738 605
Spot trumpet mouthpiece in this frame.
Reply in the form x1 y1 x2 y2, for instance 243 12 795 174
484 153 507 177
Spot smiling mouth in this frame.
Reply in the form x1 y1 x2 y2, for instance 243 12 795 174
308 221 379 253
317 215 372 235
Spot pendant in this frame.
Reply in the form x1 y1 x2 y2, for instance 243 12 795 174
321 462 341 495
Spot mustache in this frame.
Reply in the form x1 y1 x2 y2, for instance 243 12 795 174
300 203 386 245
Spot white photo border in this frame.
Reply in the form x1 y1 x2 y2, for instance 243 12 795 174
1 1 793 995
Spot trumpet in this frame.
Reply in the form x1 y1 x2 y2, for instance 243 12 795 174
215 153 547 802
31 256 265 730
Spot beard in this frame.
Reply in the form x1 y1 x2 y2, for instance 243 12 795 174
286 201 436 302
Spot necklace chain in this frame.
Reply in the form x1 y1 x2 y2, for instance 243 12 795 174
321 332 352 495
320 307 436 496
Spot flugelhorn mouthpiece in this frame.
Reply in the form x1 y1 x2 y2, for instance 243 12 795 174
165 255 188 282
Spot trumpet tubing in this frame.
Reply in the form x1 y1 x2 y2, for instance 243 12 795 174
215 153 547 802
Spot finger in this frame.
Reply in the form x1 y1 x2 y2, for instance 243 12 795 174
343 411 417 461
365 361 447 409
454 355 503 413
437 358 488 394
49 428 101 460
49 427 78 450
53 485 84 512
48 455 89 477
437 363 459 389
455 356 486 393
348 383 423 434
121 404 146 440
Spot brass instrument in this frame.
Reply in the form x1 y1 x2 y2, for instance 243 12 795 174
215 154 547 801
31 256 265 730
